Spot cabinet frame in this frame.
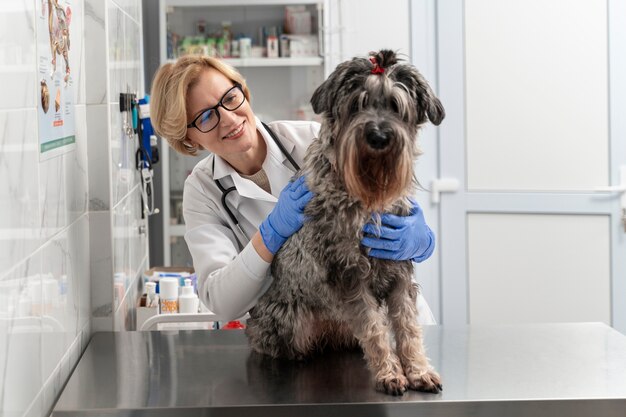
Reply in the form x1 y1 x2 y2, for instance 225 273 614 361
158 0 329 265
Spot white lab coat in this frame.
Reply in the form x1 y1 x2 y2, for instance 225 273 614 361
183 117 436 324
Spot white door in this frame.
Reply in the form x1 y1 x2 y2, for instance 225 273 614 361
436 0 626 334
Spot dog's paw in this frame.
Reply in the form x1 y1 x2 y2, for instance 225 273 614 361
376 374 409 396
407 369 442 393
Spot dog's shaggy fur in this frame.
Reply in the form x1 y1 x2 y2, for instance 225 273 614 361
246 50 445 395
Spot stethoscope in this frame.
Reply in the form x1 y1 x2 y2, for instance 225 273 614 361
213 122 301 243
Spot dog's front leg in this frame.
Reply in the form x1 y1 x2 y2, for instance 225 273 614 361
343 292 408 396
388 281 442 393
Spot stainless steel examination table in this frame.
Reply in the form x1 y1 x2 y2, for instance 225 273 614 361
53 322 626 417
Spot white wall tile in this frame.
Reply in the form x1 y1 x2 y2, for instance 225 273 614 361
68 0 86 106
129 185 147 283
110 103 139 206
108 3 125 98
39 149 67 241
112 194 131 311
86 104 111 210
0 0 36 110
23 391 45 417
85 0 107 104
124 12 143 96
0 109 41 275
114 255 145 331
70 216 91 329
89 211 113 331
40 229 78 385
0 254 43 417
113 0 141 25
80 320 91 350
65 104 89 224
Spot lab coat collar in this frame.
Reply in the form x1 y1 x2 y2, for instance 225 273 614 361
213 151 275 202
256 117 297 166
211 117 296 203
212 153 231 181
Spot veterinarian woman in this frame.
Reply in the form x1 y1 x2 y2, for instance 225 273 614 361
150 55 437 324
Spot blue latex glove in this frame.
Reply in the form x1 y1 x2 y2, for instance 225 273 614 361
362 200 435 263
259 176 313 254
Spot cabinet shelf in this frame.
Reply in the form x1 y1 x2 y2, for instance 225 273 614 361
167 56 323 67
165 0 322 6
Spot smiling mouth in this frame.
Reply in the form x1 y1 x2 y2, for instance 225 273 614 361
223 122 245 139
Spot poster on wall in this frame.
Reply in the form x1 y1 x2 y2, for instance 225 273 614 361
36 0 75 160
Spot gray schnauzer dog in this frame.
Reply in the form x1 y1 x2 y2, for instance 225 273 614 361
246 50 445 395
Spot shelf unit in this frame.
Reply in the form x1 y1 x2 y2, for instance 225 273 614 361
158 0 330 266
166 56 323 67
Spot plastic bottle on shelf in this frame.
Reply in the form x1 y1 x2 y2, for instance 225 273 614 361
178 278 199 314
159 277 179 314
145 282 159 308
221 21 232 57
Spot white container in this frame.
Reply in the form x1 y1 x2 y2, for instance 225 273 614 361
178 279 199 314
159 277 179 314
145 282 158 308
239 37 252 58
267 36 279 58
231 39 240 57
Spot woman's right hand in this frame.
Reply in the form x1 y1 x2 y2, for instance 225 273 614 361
259 176 313 254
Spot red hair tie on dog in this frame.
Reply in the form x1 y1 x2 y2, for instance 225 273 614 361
369 56 384 74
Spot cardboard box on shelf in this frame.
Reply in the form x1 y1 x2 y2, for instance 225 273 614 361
143 266 196 291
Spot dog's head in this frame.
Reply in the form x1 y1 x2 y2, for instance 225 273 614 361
311 50 445 210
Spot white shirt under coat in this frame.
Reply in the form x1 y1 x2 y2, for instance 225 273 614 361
183 117 436 324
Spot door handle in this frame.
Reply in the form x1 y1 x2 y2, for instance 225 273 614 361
594 165 626 206
430 178 460 204
594 165 626 232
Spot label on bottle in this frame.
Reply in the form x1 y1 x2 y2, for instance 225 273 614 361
161 299 178 314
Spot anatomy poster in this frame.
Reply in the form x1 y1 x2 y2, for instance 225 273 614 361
37 0 75 159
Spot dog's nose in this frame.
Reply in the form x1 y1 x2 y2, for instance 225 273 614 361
365 130 389 149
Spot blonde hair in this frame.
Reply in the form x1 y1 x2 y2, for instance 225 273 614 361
150 55 251 155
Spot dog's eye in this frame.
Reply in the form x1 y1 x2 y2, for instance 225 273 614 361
391 99 400 114
360 93 369 108
391 97 409 120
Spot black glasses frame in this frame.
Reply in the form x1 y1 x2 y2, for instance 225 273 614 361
187 83 245 133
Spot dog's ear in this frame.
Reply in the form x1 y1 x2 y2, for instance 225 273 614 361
311 58 370 116
310 61 351 115
310 76 333 115
395 66 445 126
413 70 445 126
422 91 445 126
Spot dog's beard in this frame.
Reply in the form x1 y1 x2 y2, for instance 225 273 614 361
339 131 414 211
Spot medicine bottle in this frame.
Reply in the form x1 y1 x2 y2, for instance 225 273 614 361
159 277 179 314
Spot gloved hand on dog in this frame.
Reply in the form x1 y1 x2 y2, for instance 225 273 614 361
362 200 435 263
260 176 314 254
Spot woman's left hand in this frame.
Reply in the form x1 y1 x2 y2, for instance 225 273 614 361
362 200 435 263
259 176 313 255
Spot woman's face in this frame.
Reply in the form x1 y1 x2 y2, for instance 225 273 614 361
186 68 257 158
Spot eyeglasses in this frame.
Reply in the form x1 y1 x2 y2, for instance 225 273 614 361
187 83 246 133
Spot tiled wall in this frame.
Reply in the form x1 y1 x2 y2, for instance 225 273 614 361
0 1 146 416
86 0 146 333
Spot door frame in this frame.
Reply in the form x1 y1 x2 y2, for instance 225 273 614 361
410 0 443 322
